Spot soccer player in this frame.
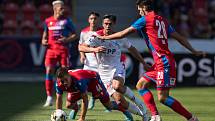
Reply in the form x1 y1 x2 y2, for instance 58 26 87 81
79 12 102 110
97 0 205 121
55 67 132 121
41 0 77 107
76 12 134 121
79 14 148 121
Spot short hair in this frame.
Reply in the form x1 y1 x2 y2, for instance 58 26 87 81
56 67 68 79
103 14 117 23
89 12 100 17
52 0 64 6
136 0 154 11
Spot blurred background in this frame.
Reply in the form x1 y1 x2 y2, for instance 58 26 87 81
0 0 214 86
0 0 215 121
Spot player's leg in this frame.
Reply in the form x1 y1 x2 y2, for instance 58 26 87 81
43 54 57 107
88 96 95 110
99 94 134 121
82 66 96 110
66 92 81 119
96 78 133 121
136 66 160 116
157 89 194 120
156 55 198 121
112 77 147 116
111 92 145 118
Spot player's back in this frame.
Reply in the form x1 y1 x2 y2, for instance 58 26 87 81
68 69 98 81
132 12 174 60
145 12 172 56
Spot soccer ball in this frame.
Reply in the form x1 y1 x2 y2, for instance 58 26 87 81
51 109 67 121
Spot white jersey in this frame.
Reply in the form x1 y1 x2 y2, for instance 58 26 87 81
79 27 99 72
85 36 132 96
85 36 131 68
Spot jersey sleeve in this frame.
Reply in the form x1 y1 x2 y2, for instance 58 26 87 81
66 18 76 33
131 16 146 31
121 38 132 49
76 80 88 93
168 25 176 36
55 82 63 95
79 32 84 44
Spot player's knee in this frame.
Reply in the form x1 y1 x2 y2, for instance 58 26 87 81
158 95 167 103
136 77 149 90
66 101 72 109
46 67 55 74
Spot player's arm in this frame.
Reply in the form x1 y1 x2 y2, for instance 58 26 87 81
79 43 106 53
79 51 86 64
57 32 77 44
41 23 48 46
170 32 206 56
78 92 88 121
79 32 86 64
66 33 77 43
128 45 151 71
98 27 135 40
56 93 63 109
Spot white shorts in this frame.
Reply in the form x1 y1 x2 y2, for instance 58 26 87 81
98 65 125 96
83 65 98 72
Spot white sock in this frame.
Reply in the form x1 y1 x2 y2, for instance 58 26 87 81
127 102 143 116
47 96 53 101
124 87 147 114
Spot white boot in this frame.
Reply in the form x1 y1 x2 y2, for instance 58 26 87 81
188 115 199 121
43 96 53 107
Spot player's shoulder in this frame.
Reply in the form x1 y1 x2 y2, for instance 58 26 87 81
45 16 54 22
96 29 104 36
81 26 90 33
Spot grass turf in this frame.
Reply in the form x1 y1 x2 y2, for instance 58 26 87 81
0 82 214 121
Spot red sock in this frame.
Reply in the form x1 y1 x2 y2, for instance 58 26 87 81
118 103 126 112
45 74 54 96
138 89 159 115
163 96 192 120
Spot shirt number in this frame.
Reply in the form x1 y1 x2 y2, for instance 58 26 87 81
156 20 167 40
157 71 164 80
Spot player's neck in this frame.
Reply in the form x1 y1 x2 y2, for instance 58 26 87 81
89 26 98 31
54 14 63 20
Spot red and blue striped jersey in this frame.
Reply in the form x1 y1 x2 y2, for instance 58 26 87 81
131 11 175 61
44 16 75 50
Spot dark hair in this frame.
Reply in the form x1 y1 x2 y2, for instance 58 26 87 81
56 67 69 78
103 14 117 23
136 0 154 11
89 12 100 17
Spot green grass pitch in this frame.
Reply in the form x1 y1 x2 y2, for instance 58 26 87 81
0 82 214 121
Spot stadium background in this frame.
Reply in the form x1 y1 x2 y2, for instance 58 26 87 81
0 0 215 120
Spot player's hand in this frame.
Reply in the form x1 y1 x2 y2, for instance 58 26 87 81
42 39 48 46
143 63 151 71
56 35 68 44
192 50 206 57
94 46 106 53
80 56 86 64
